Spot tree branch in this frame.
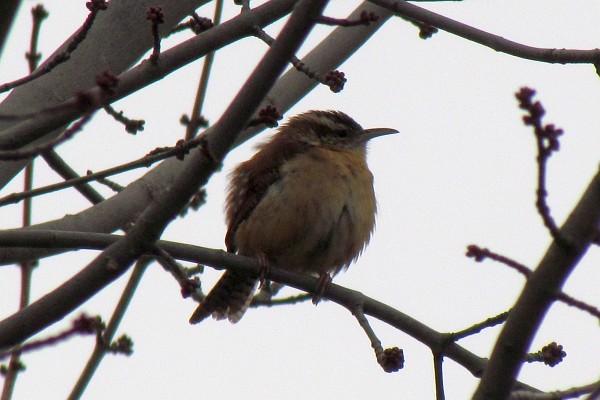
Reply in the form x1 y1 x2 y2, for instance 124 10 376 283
0 0 212 189
473 167 600 400
0 0 296 153
371 0 600 65
0 0 329 352
0 1 393 266
0 229 538 393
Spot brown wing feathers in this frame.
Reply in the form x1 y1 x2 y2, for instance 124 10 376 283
190 134 311 323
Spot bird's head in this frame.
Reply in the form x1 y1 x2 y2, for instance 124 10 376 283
279 110 398 152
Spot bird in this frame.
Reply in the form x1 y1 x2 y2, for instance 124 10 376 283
189 110 397 324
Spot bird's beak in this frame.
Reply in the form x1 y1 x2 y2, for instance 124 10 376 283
361 127 399 142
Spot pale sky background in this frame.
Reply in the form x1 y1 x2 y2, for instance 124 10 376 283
1 1 600 399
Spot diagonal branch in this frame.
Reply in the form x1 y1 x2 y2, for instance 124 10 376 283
0 1 393 266
0 0 297 153
473 167 600 400
0 0 212 189
371 0 600 65
0 0 329 352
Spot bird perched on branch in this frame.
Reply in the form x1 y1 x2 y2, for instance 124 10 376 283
189 110 397 324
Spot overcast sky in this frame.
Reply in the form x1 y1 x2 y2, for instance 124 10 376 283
1 1 600 399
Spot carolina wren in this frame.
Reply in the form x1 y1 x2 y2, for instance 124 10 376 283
189 110 397 324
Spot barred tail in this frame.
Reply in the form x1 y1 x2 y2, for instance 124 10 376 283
189 271 258 324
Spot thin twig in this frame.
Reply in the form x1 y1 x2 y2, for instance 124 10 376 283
103 105 145 134
0 137 200 206
168 13 214 37
1 7 47 397
0 112 95 160
253 26 346 92
352 302 384 364
0 314 103 361
466 245 531 277
94 173 124 193
68 260 147 400
317 10 379 27
25 5 48 72
466 243 600 318
450 310 510 341
251 293 312 307
524 342 565 367
511 379 600 399
152 247 202 302
184 1 224 140
147 6 164 63
350 302 404 373
556 291 600 319
516 88 569 245
42 150 105 204
433 352 445 400
0 0 107 93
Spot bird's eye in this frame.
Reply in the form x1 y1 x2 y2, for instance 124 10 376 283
335 130 348 139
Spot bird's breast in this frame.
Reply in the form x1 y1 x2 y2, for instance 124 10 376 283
234 147 376 275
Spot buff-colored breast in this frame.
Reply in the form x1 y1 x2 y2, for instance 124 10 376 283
233 146 376 276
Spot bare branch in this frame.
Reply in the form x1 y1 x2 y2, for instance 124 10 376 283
0 229 539 392
0 1 106 94
466 245 532 278
473 168 600 400
68 260 148 399
0 0 214 189
350 301 404 373
0 1 393 266
450 310 510 341
371 0 600 65
184 1 224 140
510 379 600 399
0 0 329 352
433 352 445 400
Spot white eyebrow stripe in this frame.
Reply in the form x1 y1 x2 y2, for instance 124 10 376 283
302 112 359 132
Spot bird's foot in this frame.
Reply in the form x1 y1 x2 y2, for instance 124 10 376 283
257 253 270 289
313 273 332 305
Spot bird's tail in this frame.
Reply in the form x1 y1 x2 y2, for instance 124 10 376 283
189 270 258 324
